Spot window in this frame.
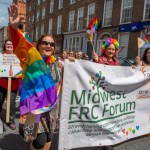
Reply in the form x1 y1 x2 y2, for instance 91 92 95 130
50 0 54 13
31 30 33 40
68 37 80 51
70 0 76 4
87 3 95 26
36 10 40 22
36 26 39 40
103 0 113 26
57 15 62 34
59 0 63 9
37 0 40 5
32 15 34 24
29 5 31 11
144 0 150 20
41 24 44 35
49 19 53 35
69 11 75 31
118 33 130 58
77 7 84 30
120 0 133 24
42 7 45 19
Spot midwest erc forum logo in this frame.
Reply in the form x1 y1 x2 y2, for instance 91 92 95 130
89 71 108 90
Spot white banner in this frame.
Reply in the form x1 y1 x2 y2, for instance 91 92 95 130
59 60 150 150
0 54 22 77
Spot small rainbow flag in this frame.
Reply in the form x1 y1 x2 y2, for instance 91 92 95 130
10 26 57 115
87 17 99 32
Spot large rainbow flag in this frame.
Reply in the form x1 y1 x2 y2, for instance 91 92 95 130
10 26 57 115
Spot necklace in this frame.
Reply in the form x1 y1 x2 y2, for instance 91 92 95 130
42 55 56 65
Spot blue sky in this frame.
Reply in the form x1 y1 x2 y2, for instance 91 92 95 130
0 0 12 28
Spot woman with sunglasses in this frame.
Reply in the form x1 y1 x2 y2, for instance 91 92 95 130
8 4 61 150
0 40 19 130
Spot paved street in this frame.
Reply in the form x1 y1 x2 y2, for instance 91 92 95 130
0 102 150 150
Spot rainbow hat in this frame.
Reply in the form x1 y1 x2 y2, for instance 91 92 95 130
101 38 120 54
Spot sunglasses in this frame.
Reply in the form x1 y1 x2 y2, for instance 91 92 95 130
41 41 55 47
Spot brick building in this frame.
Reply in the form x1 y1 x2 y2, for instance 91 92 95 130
13 0 27 32
0 26 9 53
26 0 150 58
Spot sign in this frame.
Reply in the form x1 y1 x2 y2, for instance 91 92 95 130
0 54 20 65
59 60 150 150
119 21 150 32
144 26 150 36
0 54 22 77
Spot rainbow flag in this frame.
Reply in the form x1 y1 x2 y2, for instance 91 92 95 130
10 26 57 115
87 17 99 32
14 70 22 79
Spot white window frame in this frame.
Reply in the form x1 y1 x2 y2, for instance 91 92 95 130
37 0 40 5
59 0 63 9
57 15 62 34
70 0 76 4
29 5 31 11
103 0 113 27
49 19 53 35
36 26 39 40
120 0 133 24
77 7 84 30
87 3 95 26
50 0 54 13
143 0 150 21
32 15 34 24
36 10 40 22
118 32 130 58
69 11 75 31
42 7 45 19
41 24 44 35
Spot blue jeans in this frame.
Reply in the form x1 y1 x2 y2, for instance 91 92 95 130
0 86 17 124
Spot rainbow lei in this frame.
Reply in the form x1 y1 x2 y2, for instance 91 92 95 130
42 55 56 65
101 38 120 54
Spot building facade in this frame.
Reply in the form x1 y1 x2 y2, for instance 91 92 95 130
13 0 27 32
26 0 150 58
0 26 9 53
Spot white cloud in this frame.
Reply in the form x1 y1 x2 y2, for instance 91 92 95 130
0 17 6 23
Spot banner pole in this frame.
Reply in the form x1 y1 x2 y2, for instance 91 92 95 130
6 65 13 123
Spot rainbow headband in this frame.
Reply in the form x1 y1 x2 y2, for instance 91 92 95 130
101 38 120 54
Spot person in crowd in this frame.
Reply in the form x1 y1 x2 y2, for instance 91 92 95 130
92 38 120 150
8 4 61 150
58 50 68 68
93 38 120 66
68 50 75 58
76 51 83 60
0 40 19 130
83 53 89 60
135 48 150 66
68 50 76 62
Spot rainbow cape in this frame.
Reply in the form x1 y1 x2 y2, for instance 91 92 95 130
87 17 99 32
10 26 57 115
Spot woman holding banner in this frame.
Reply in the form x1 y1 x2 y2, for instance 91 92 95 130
92 38 120 150
93 38 120 66
8 4 61 150
135 48 150 66
0 40 19 130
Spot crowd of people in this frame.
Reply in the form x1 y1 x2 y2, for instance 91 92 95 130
0 3 150 150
